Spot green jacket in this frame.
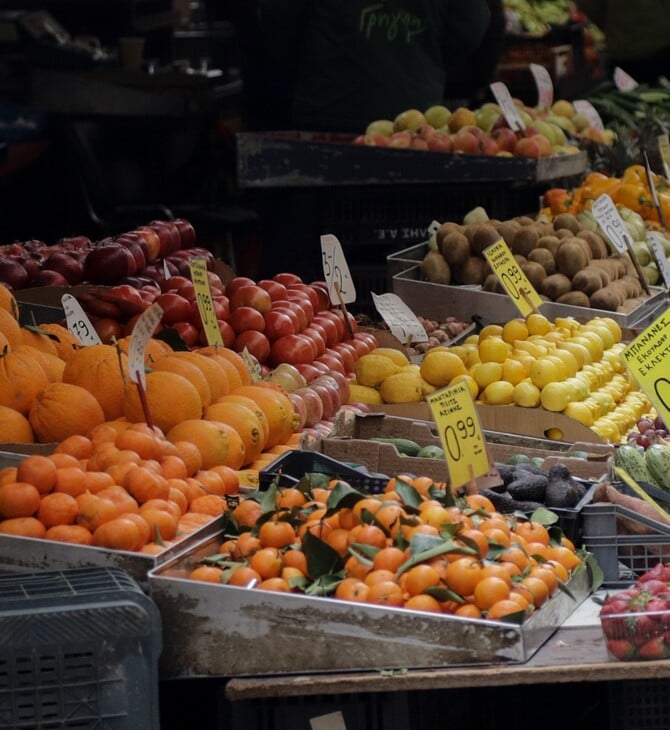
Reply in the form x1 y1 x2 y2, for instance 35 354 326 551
577 0 670 61
258 1 491 132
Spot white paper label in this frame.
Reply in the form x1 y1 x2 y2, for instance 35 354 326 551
573 100 604 131
128 302 163 387
489 82 525 131
427 219 442 235
530 63 554 108
592 194 629 254
310 712 347 730
61 293 102 346
371 292 428 344
614 66 639 91
320 234 356 304
648 233 670 288
162 257 171 279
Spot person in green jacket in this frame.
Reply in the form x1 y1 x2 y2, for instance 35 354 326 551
256 1 492 132
577 0 670 83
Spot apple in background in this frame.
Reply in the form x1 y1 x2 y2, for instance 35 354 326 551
160 274 191 293
315 350 346 375
0 258 30 289
325 369 351 403
451 128 480 154
309 381 337 420
148 220 180 257
302 326 326 357
272 272 302 287
230 306 266 333
42 251 85 285
286 391 308 429
293 362 322 383
117 237 147 273
315 310 345 341
56 235 92 252
173 218 196 249
83 243 135 283
287 283 321 312
278 299 310 330
514 136 543 158
388 131 412 149
257 279 288 302
21 255 43 281
410 136 429 151
206 271 225 295
308 281 331 311
264 309 296 341
353 133 389 146
32 269 70 287
427 131 453 152
230 284 272 314
491 127 518 154
217 319 236 347
171 321 199 348
478 135 499 155
330 341 358 371
133 226 162 262
293 386 324 427
530 133 553 157
23 239 47 254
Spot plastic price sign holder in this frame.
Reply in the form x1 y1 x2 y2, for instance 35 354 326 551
573 100 604 131
530 63 554 109
426 380 489 491
189 257 223 346
61 293 102 346
592 193 652 295
648 232 670 288
614 66 639 91
128 302 163 429
622 307 670 428
643 149 669 229
371 292 428 346
658 134 670 179
320 233 356 338
482 238 543 317
490 82 525 132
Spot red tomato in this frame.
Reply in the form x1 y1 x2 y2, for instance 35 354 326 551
234 330 271 363
230 305 266 333
330 342 357 372
275 301 308 332
314 309 345 341
272 272 302 287
225 276 256 297
172 321 199 348
230 285 272 314
316 350 346 375
257 279 288 302
302 326 326 357
270 334 316 366
160 275 191 293
312 314 339 347
287 283 320 311
156 292 192 325
93 317 124 344
263 310 296 341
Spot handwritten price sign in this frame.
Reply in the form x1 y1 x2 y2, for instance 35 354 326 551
320 234 356 305
483 239 542 316
371 292 427 345
128 303 164 387
189 257 223 346
61 294 102 346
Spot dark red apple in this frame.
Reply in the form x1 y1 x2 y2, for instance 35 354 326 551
173 218 197 248
83 243 135 284
43 251 85 285
32 269 70 287
0 258 30 289
133 226 162 262
294 386 324 427
148 220 181 257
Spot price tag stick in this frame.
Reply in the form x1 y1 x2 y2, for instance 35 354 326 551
133 372 154 431
520 288 541 315
623 232 652 296
334 281 355 339
643 149 669 230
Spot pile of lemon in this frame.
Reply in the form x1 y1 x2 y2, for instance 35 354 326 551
350 313 650 443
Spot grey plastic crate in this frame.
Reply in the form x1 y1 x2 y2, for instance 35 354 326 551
0 566 162 729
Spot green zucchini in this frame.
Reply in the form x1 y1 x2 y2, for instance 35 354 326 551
369 437 421 457
645 444 670 491
614 444 656 486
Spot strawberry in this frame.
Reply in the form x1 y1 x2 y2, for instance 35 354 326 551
606 639 637 660
637 636 670 660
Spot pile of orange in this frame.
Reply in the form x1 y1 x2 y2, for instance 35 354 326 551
187 474 583 621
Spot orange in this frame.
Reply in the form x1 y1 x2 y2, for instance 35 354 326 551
150 354 212 410
198 346 250 388
227 565 262 587
249 546 283 579
54 434 94 460
139 506 178 541
16 454 57 495
0 481 41 518
124 466 169 504
473 576 510 610
372 546 407 574
170 440 203 477
0 284 18 319
230 385 299 448
0 405 34 443
366 580 404 606
20 328 58 356
0 346 49 415
45 523 93 545
444 557 483 597
403 594 443 613
0 307 21 349
189 493 228 517
232 498 262 528
256 577 291 592
519 575 550 608
96 485 140 515
76 492 118 531
92 516 143 551
53 466 88 497
347 523 387 550
166 418 246 470
190 565 225 584
165 350 231 400
204 401 267 465
487 598 527 620
37 492 78 527
402 563 441 597
335 577 370 602
34 323 82 362
28 382 106 444
0 516 46 538
14 345 65 383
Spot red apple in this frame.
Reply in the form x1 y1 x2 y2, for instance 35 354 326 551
275 301 308 332
287 283 320 311
32 269 70 287
302 326 327 357
42 251 84 285
234 330 271 363
133 226 162 262
155 292 192 325
427 131 454 152
309 382 336 420
272 272 302 287
315 310 345 341
257 279 288 302
286 391 308 429
325 369 351 403
0 258 30 289
330 341 358 372
83 244 134 284
478 135 499 156
315 350 346 375
160 275 191 292
312 314 340 347
293 362 322 383
230 305 266 333
264 309 296 341
226 276 256 297
388 131 412 149
491 127 518 154
173 218 197 248
171 320 200 348
451 128 480 154
269 334 316 366
294 386 324 427
230 284 272 314
148 220 181 257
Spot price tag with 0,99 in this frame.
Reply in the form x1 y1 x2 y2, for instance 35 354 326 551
320 234 356 305
61 293 102 346
189 257 223 346
591 194 629 255
482 238 543 317
426 380 489 490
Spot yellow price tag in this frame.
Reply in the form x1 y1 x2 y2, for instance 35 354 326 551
621 308 670 428
483 239 543 317
426 381 489 490
189 257 223 347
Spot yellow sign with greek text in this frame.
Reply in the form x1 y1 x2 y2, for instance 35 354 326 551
483 238 543 317
189 257 223 346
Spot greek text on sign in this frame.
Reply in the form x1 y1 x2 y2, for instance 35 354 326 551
614 66 639 91
61 294 102 346
648 233 670 289
530 63 553 108
426 381 489 490
320 234 356 304
371 292 428 344
622 309 670 428
573 100 604 131
591 194 629 254
482 238 543 317
190 257 224 346
128 302 163 387
489 82 525 132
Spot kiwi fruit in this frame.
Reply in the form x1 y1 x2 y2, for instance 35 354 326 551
576 230 609 259
553 213 581 235
557 291 591 307
571 267 605 295
483 273 505 293
420 250 451 284
556 240 590 278
527 247 556 275
537 235 562 257
521 261 547 291
563 236 593 263
495 220 521 246
555 228 574 240
470 224 502 257
540 273 572 300
590 286 623 311
441 231 471 268
514 215 535 227
456 256 488 286
435 222 463 250
510 226 539 257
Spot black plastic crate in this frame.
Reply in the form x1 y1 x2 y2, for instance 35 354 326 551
0 567 162 730
609 679 670 730
259 450 389 494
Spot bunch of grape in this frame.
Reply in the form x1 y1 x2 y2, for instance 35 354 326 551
627 415 668 449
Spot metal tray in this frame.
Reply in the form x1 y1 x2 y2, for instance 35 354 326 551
236 131 588 189
392 264 668 328
149 530 592 678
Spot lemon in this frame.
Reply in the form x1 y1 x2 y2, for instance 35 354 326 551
593 316 622 344
564 376 590 401
372 347 410 368
420 349 466 387
591 417 621 443
572 334 603 363
562 401 594 427
540 381 572 412
482 380 515 405
420 377 437 395
478 324 503 340
545 427 565 440
550 348 579 378
449 373 479 400
472 361 503 389
462 343 481 368
501 358 527 385
348 383 383 405
554 316 580 335
581 323 615 350
501 319 529 344
355 353 400 387
380 371 424 404
464 334 480 346
530 357 563 389
514 340 548 358
513 380 541 408
556 341 591 368
526 313 552 336
544 355 569 380
478 336 510 363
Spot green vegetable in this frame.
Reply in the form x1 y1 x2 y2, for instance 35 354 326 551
507 454 531 465
645 444 670 491
416 445 445 459
369 437 421 457
615 444 656 486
